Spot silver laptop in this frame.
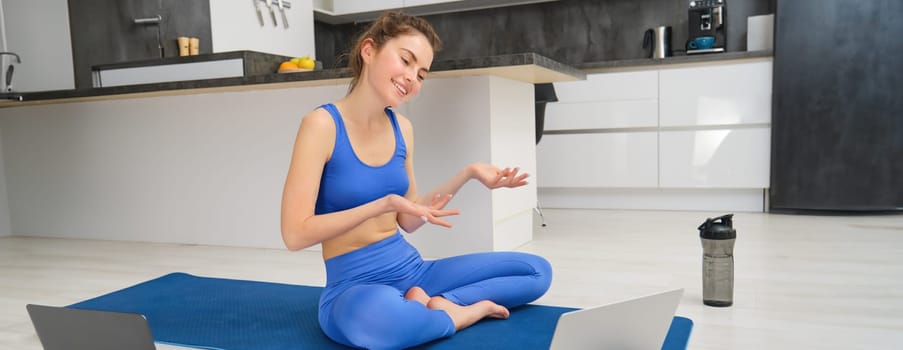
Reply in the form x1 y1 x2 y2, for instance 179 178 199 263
26 304 197 350
549 288 684 350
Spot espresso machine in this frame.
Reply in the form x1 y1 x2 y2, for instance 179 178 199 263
687 0 726 54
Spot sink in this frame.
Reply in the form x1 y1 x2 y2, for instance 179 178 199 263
91 51 290 88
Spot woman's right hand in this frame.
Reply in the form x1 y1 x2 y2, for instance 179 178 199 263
387 194 459 228
469 163 529 190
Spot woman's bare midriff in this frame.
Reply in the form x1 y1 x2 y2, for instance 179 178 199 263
321 211 400 260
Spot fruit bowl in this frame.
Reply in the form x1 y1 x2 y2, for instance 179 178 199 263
277 68 313 74
278 55 317 73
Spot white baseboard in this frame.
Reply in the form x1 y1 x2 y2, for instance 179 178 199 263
538 187 767 212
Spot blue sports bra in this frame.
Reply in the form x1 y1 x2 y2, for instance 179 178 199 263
314 103 409 214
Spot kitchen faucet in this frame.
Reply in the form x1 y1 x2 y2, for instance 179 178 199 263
0 52 21 93
134 15 164 58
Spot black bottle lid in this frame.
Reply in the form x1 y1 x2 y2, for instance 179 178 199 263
698 214 737 240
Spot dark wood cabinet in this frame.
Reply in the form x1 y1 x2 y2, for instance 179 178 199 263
769 0 903 212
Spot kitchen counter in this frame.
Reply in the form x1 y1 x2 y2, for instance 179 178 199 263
578 50 773 73
0 51 776 108
0 52 585 108
0 49 774 256
0 52 580 256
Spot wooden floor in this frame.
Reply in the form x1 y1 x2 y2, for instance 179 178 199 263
1 209 902 349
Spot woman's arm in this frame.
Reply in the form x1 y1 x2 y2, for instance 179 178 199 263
396 162 468 233
282 110 461 250
394 115 527 233
281 109 360 250
280 110 399 251
393 114 460 233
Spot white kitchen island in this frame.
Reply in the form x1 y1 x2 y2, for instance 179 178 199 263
0 53 583 258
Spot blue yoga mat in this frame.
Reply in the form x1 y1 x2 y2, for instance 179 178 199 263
69 273 692 349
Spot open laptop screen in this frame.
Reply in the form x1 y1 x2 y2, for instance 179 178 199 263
549 288 684 350
26 304 198 350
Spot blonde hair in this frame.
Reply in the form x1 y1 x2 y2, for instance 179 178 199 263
347 11 442 93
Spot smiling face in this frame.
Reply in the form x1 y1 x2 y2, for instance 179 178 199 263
360 32 435 107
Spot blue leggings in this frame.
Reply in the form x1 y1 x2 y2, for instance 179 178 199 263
318 232 553 349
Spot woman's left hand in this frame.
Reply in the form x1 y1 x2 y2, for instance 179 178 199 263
470 163 529 190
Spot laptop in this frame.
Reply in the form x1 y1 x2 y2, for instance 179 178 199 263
549 288 684 350
26 304 199 350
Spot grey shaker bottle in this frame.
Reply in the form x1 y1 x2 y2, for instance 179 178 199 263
698 214 736 307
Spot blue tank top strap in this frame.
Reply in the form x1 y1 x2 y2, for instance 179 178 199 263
319 103 405 158
318 103 352 162
383 107 407 157
319 103 347 139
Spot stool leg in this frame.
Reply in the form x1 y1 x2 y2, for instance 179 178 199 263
534 200 547 227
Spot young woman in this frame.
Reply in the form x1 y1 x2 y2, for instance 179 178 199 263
280 11 552 349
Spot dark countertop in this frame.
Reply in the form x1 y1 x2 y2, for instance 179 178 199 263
0 50 772 107
1 52 584 106
91 51 295 87
577 50 773 72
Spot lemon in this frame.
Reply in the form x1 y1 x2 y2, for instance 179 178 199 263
286 56 314 70
299 58 315 70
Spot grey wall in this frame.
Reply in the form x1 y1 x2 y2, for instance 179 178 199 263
0 2 6 235
68 0 212 89
0 128 10 236
1 0 75 92
315 0 774 68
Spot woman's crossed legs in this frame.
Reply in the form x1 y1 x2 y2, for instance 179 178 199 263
325 251 552 349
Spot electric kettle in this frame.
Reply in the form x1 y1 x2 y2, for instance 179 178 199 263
643 26 672 59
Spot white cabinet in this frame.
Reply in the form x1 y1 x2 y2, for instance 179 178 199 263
659 128 771 188
537 132 658 188
537 58 773 197
332 0 404 14
553 70 658 102
403 0 459 6
95 59 245 88
544 100 658 130
539 70 658 188
545 70 658 131
318 0 559 23
659 61 772 127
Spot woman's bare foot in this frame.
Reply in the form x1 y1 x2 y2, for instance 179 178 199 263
404 286 430 306
427 296 510 330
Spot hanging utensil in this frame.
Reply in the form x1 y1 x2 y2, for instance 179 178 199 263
267 0 278 27
253 0 265 26
278 0 289 28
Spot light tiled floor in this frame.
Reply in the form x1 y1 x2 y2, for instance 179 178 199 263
1 209 902 349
